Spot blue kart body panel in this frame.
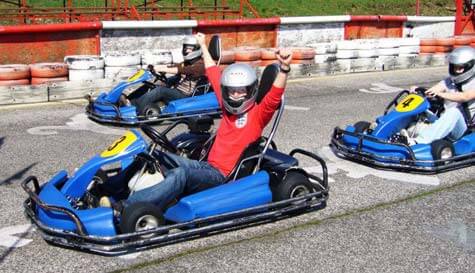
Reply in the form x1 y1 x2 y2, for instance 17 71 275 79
332 92 475 172
87 69 221 125
164 171 272 222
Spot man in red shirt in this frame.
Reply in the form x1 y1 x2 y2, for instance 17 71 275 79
123 33 292 211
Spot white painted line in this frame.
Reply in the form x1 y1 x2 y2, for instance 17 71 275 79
359 82 404 94
0 224 34 248
316 146 440 186
27 113 126 136
285 105 310 111
406 16 454 22
102 20 197 29
280 16 351 24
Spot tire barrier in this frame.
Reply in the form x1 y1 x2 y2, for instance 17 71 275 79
0 64 30 80
260 48 278 60
31 77 68 85
234 47 261 62
64 55 104 70
69 69 105 81
0 78 30 86
220 50 236 64
105 65 141 80
141 51 173 66
30 63 68 78
104 52 141 67
235 60 261 67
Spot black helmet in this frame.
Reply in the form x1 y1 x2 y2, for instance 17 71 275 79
182 36 202 62
220 63 258 115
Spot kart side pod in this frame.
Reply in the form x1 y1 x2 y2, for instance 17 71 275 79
164 171 272 222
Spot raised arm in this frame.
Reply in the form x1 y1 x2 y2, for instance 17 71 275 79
195 32 216 69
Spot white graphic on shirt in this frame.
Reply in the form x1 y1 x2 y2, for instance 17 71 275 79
235 113 248 128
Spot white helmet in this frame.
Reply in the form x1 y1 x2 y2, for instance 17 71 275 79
221 63 258 115
448 46 475 85
182 36 202 62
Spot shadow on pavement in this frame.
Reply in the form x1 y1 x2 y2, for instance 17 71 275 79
0 163 37 186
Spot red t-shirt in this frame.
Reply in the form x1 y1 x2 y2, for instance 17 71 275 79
206 65 284 176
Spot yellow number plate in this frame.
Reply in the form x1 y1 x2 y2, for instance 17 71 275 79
101 131 137 157
395 94 424 112
127 69 145 82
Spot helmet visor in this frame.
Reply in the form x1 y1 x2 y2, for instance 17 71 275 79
222 85 255 107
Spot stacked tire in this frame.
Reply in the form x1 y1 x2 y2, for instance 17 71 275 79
219 50 236 71
105 52 141 80
234 47 261 67
289 47 316 65
30 63 68 85
0 64 30 86
65 55 105 81
141 51 173 69
310 42 337 64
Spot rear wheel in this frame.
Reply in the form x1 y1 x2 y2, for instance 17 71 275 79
143 105 160 118
431 139 454 165
354 121 371 133
120 202 165 235
273 171 314 202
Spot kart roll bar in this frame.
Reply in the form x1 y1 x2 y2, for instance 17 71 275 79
289 148 328 190
21 176 88 236
255 97 285 173
383 90 410 115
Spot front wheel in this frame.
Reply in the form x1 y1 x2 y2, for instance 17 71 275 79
120 202 165 235
431 139 454 165
273 171 314 202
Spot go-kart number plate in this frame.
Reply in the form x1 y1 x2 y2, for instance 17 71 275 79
127 70 145 82
101 131 137 157
395 94 424 112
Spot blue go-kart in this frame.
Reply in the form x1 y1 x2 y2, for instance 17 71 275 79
22 64 329 255
331 88 475 173
85 36 222 126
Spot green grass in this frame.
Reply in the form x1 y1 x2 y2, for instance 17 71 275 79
0 0 456 17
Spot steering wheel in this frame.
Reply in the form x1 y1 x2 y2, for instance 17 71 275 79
147 64 168 85
414 86 444 114
140 124 177 153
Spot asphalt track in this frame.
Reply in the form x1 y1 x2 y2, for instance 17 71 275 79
0 67 473 272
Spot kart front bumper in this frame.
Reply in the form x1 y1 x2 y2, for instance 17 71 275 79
331 127 475 174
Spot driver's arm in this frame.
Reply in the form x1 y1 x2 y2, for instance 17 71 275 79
153 64 179 74
195 33 216 69
436 89 475 102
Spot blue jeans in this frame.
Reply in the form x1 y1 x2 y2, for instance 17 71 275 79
415 107 467 144
125 152 226 210
131 86 187 115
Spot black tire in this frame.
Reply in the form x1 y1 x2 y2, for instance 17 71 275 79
120 202 165 234
354 121 371 134
273 171 314 202
431 139 454 163
92 169 108 184
143 105 161 118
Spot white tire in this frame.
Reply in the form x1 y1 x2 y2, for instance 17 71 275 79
142 51 173 65
64 55 105 70
336 50 356 59
104 52 141 67
432 54 448 66
314 54 337 64
309 43 332 54
357 49 377 58
377 38 400 48
336 40 358 50
377 48 400 56
399 45 420 54
351 58 377 71
104 65 141 80
399 37 420 46
170 48 184 64
69 69 104 81
356 39 377 50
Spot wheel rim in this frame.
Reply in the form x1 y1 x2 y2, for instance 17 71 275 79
135 215 159 232
145 108 159 117
290 185 310 198
440 147 453 159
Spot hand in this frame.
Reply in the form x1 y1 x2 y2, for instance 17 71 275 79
425 88 440 98
409 85 418 94
195 32 206 47
276 48 292 69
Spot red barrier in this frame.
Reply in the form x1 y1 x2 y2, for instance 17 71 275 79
345 15 406 39
0 22 102 34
